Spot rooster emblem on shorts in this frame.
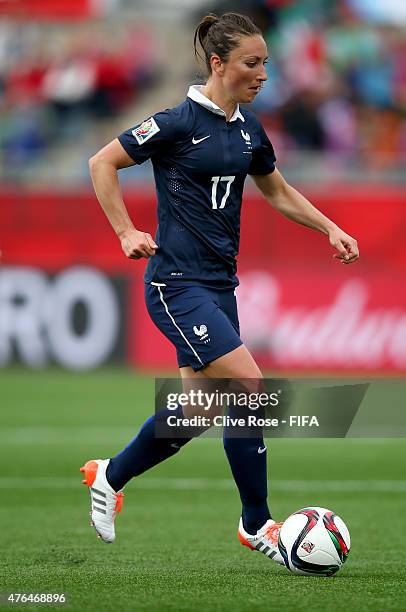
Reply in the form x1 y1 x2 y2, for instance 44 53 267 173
193 324 207 337
193 324 210 343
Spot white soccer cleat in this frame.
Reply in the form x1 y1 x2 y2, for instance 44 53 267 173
80 459 124 543
238 517 284 565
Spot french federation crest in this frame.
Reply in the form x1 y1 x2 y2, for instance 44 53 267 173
193 324 208 337
240 129 252 150
241 129 251 142
301 541 315 554
132 117 160 145
193 324 210 343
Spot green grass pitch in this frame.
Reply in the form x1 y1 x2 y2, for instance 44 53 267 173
1 368 406 611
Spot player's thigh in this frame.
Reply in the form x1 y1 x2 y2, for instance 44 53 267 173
179 346 264 417
203 344 264 398
203 344 262 379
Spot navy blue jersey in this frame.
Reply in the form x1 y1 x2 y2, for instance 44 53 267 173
118 85 276 288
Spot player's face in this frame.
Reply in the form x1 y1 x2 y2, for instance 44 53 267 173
222 35 268 103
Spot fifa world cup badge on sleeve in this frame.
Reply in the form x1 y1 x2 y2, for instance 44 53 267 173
132 117 160 145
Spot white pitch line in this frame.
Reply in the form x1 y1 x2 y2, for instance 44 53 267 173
0 427 405 445
0 477 405 492
0 427 136 444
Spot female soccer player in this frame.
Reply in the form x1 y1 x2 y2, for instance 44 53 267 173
82 13 359 562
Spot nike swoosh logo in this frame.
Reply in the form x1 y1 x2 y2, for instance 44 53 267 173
257 446 267 454
192 135 211 145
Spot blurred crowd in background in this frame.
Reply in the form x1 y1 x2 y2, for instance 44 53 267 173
1 0 406 184
0 17 162 181
249 0 406 175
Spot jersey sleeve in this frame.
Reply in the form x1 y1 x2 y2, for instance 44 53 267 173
248 123 277 175
118 109 177 164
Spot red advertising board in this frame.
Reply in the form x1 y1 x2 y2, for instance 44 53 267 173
130 268 406 374
0 186 405 372
0 0 94 19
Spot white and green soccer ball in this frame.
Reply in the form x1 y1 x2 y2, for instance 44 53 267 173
278 506 350 576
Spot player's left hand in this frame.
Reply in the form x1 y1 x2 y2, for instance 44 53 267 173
328 227 359 264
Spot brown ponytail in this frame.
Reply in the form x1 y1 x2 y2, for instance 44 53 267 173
194 12 262 75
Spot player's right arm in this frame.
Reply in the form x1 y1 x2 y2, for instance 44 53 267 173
89 138 158 259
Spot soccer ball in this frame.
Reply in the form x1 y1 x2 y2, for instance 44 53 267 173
278 506 350 576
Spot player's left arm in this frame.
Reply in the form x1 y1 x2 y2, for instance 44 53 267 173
251 169 359 264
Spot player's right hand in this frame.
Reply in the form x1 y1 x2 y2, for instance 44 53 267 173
120 229 158 259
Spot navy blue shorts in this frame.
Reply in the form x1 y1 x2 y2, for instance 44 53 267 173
145 282 242 371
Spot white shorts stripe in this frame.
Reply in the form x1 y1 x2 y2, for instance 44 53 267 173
156 285 204 366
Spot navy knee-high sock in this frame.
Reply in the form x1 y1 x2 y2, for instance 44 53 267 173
106 406 201 492
223 406 271 534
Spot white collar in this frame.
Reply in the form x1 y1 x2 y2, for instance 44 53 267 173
187 85 245 123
